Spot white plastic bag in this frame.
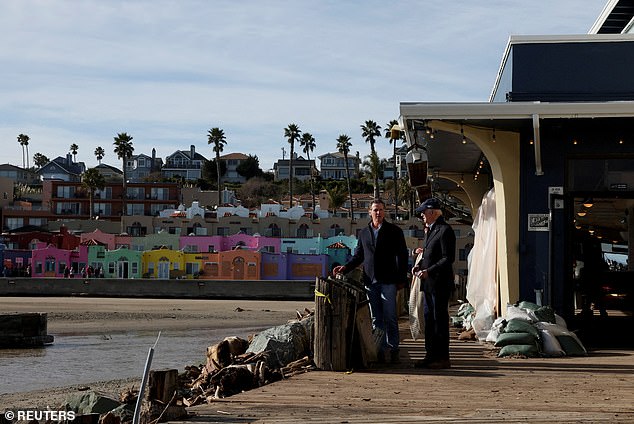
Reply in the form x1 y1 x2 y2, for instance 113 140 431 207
409 275 425 340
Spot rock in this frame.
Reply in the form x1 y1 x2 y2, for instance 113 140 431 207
246 317 312 368
63 391 122 415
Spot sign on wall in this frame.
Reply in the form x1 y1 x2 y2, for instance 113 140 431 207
528 213 550 231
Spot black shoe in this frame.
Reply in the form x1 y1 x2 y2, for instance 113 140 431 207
414 358 451 369
413 357 432 368
389 349 401 364
426 359 451 369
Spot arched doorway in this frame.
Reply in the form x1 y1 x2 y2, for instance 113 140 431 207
232 256 245 279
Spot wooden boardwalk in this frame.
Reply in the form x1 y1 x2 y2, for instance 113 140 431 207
178 317 634 423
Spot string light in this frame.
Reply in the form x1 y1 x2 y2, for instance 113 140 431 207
461 125 466 144
492 129 496 143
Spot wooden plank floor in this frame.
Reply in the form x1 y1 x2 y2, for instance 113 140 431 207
179 314 634 423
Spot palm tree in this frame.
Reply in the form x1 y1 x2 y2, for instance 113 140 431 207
361 120 382 199
17 134 30 168
361 152 381 198
299 132 317 218
284 123 301 208
336 134 354 222
325 183 347 216
33 153 49 169
70 143 79 163
113 132 134 216
81 168 106 219
385 119 404 218
207 127 227 208
94 146 105 164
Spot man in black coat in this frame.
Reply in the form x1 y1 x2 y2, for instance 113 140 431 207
412 197 456 369
333 199 409 363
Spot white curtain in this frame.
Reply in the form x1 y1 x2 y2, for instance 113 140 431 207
466 188 498 340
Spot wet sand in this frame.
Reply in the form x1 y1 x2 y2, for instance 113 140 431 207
0 297 314 410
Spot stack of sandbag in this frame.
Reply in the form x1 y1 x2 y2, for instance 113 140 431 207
452 302 475 329
494 302 587 358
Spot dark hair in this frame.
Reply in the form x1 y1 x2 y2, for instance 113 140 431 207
371 198 385 207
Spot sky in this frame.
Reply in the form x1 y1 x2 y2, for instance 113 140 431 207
1 1 607 172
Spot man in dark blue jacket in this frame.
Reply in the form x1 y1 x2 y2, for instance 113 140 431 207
333 199 408 363
412 197 456 369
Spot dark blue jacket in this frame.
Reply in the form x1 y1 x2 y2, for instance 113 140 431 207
416 216 456 294
343 220 408 286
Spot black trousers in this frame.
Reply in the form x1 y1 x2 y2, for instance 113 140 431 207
423 290 450 361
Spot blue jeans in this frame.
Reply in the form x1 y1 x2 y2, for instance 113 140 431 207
366 282 399 351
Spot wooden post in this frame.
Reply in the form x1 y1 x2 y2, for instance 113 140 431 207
314 276 365 371
147 369 179 404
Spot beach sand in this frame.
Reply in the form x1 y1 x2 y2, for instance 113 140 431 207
0 297 314 411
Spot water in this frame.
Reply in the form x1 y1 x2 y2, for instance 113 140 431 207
0 327 263 394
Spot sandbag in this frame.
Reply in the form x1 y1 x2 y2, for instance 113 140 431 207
486 317 506 343
506 304 535 322
495 332 537 347
533 306 556 324
539 329 565 357
498 344 539 357
503 318 540 339
556 334 587 356
517 301 540 311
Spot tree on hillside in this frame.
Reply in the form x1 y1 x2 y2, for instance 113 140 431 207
361 120 381 199
237 177 283 209
113 132 134 216
82 168 106 219
33 153 49 169
207 127 227 207
336 134 354 222
17 134 30 169
236 154 264 180
325 182 347 216
201 158 227 187
70 143 79 163
299 132 317 217
362 151 381 197
284 123 301 208
94 146 105 164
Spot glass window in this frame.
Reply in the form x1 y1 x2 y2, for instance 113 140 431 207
127 204 145 216
6 218 23 230
56 186 75 198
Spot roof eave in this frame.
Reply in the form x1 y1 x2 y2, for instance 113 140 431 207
400 100 634 121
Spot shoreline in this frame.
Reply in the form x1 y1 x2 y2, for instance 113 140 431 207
0 296 314 410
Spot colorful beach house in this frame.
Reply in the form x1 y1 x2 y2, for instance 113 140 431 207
31 242 79 278
87 245 142 279
142 246 185 279
194 249 261 280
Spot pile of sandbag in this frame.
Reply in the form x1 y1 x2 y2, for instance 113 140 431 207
452 302 475 330
488 301 587 358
